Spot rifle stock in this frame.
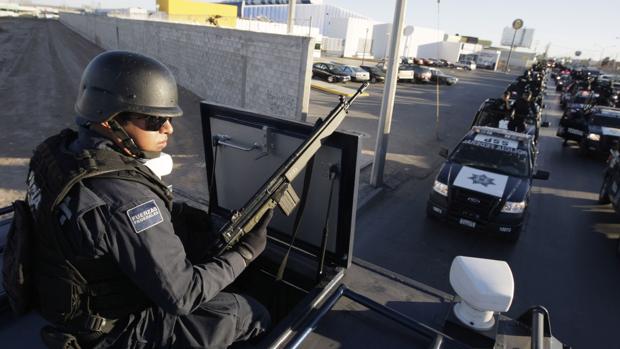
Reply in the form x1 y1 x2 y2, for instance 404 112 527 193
210 82 369 256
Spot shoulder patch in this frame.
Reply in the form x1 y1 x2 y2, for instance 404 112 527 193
126 200 164 234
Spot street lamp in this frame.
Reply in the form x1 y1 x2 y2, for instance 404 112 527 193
505 18 523 73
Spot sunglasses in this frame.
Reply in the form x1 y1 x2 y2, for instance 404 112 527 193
131 114 172 131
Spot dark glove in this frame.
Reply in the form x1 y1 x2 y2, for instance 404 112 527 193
236 209 274 263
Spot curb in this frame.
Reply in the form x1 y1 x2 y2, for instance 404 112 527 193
311 83 370 97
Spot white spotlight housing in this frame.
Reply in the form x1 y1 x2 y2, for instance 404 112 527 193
449 256 514 331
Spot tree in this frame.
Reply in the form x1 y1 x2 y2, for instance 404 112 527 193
601 57 611 67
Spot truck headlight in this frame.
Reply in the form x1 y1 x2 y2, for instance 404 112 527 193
501 201 526 214
587 133 601 141
433 180 448 197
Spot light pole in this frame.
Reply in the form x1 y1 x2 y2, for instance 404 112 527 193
287 0 296 34
362 27 369 66
505 19 523 72
370 0 408 188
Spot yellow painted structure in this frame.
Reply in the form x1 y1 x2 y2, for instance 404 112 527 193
157 0 237 27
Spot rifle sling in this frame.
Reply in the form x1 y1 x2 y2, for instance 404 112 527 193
275 156 315 281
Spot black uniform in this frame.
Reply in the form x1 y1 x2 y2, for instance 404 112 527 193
509 97 536 133
29 128 270 348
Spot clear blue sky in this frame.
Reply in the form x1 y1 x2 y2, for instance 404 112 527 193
28 0 620 60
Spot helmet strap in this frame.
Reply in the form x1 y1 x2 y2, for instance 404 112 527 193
108 119 145 158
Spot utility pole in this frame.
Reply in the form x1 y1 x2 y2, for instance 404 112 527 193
505 19 523 72
362 27 369 66
287 0 296 34
370 0 407 188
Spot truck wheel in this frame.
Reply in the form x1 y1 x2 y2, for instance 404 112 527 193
599 177 611 204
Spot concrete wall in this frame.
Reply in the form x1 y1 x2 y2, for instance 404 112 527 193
60 13 313 121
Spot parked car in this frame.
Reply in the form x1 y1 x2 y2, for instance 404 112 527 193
428 68 458 85
438 59 453 68
427 126 549 241
312 62 351 83
397 64 415 82
409 64 432 83
338 65 370 82
454 60 477 71
401 57 414 65
425 58 441 66
360 65 386 83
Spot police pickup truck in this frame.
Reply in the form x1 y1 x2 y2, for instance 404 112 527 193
427 127 549 241
557 106 620 154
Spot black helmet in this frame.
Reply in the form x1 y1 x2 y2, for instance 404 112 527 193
75 51 183 123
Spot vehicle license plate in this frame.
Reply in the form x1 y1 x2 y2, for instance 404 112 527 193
567 128 582 136
459 218 476 228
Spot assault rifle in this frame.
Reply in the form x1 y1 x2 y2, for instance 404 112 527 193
210 82 369 256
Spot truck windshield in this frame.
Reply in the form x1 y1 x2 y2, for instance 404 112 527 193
451 138 530 177
592 115 620 128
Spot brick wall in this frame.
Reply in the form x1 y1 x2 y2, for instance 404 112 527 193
60 13 312 121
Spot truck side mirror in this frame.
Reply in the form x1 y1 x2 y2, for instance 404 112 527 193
439 148 449 159
533 170 550 180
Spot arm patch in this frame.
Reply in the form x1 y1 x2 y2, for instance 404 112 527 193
126 200 164 234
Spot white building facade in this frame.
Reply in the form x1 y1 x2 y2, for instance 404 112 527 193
372 23 445 60
226 1 376 58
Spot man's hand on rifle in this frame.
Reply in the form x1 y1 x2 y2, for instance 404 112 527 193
236 209 274 263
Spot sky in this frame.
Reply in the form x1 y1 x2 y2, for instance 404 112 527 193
24 0 620 60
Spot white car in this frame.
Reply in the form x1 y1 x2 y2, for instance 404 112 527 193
373 62 415 82
339 65 370 82
454 60 477 71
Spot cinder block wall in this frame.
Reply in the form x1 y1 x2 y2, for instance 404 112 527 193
60 13 313 121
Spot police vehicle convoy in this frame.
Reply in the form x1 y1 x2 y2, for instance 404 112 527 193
427 127 549 241
557 106 620 154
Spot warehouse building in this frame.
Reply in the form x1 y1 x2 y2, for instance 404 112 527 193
220 0 376 58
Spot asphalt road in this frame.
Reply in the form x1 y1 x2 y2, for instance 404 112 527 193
352 82 620 347
1 18 619 348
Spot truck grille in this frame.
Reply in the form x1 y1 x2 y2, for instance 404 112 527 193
448 187 501 221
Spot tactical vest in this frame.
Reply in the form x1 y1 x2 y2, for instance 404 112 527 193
28 129 173 333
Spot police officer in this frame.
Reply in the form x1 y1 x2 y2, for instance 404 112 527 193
509 91 536 133
27 51 272 348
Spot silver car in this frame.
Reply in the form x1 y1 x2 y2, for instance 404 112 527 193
339 65 370 82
